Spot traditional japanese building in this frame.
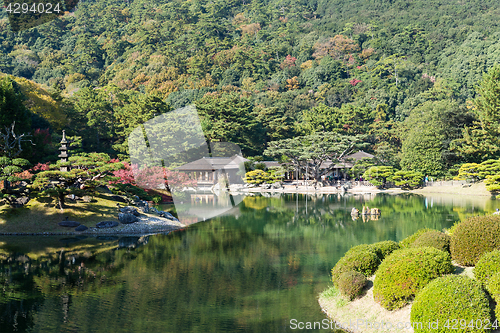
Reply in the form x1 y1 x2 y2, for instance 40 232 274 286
325 150 375 179
284 150 375 180
175 155 248 186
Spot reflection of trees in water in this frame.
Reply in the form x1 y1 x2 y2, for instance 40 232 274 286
0 244 133 331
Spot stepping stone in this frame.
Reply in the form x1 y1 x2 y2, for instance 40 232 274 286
75 225 88 232
119 206 140 216
118 213 139 224
59 221 81 228
163 212 178 221
95 221 119 228
110 195 128 203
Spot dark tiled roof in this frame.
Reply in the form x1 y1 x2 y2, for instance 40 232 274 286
344 150 374 161
319 151 373 169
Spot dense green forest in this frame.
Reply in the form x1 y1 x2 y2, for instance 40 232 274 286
3 0 500 178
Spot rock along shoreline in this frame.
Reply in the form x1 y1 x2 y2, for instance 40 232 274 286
0 214 186 236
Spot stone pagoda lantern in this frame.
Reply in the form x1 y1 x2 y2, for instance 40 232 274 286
58 130 70 172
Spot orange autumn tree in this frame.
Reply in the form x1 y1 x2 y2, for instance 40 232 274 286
313 35 360 63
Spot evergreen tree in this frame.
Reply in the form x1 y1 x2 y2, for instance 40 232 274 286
454 64 500 161
0 77 31 135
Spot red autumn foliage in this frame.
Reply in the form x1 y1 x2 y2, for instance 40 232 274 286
110 162 197 190
280 55 297 69
31 163 50 172
349 78 362 86
33 128 51 145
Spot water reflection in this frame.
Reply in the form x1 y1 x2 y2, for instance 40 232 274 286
0 193 498 332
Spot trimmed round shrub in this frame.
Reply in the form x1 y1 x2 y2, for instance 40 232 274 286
496 306 500 327
399 228 435 248
411 275 490 333
373 247 454 310
487 272 500 299
451 215 500 266
369 241 400 260
344 244 374 257
410 230 451 253
345 241 400 260
338 270 367 300
475 250 500 286
331 251 380 287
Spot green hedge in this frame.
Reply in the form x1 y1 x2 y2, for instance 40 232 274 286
373 247 454 310
411 275 490 333
369 241 400 260
338 270 367 300
487 272 500 321
399 228 435 248
331 250 380 287
487 272 500 300
450 215 500 266
410 230 451 253
391 170 424 189
475 250 500 286
345 241 399 261
344 244 373 257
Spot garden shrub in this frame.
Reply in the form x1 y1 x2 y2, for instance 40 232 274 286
450 215 500 266
410 230 451 253
411 275 490 333
244 169 275 184
475 250 500 286
373 247 454 310
111 183 153 201
344 244 373 257
399 228 435 248
487 272 500 299
369 241 400 260
391 170 424 189
345 241 399 261
362 166 394 188
331 251 380 287
337 270 367 300
497 306 500 326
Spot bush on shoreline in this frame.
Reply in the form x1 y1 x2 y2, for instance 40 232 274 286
450 215 500 266
399 228 435 248
338 270 367 300
475 250 500 286
410 230 451 253
373 247 454 310
369 241 400 260
411 275 490 333
487 272 500 321
331 250 380 287
345 241 400 261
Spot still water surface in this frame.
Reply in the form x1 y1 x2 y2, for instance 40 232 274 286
0 193 498 332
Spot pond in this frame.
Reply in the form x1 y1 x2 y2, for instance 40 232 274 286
0 193 498 332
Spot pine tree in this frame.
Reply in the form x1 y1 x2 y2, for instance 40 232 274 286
455 64 500 161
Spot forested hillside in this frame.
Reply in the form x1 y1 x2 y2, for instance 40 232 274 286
2 0 500 178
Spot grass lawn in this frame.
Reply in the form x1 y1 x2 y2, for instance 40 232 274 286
0 193 123 234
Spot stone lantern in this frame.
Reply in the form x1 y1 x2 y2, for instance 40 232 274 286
58 130 70 172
